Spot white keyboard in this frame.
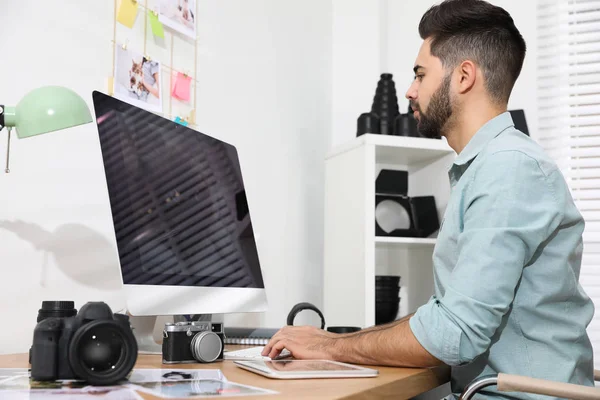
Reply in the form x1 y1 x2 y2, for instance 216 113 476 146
223 346 291 360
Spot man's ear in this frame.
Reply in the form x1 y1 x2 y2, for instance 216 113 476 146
456 60 476 94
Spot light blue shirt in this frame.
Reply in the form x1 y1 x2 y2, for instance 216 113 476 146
409 112 595 399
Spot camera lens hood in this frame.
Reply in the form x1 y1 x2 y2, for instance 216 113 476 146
37 301 77 322
68 319 138 386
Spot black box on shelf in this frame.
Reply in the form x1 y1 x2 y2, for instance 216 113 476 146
375 169 439 238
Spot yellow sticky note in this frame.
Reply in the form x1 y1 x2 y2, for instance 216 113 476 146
148 11 164 39
117 0 138 28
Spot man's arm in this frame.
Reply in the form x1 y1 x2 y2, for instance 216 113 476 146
337 313 414 337
263 314 442 367
330 316 443 367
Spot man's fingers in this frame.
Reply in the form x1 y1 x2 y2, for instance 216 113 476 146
262 329 284 356
262 339 275 356
268 339 288 360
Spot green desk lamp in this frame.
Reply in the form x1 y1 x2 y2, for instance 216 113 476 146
0 86 93 173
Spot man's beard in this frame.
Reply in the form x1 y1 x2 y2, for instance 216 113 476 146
412 74 453 139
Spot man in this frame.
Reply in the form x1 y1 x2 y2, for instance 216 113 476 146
262 0 595 397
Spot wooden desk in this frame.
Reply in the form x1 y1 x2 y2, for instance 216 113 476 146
0 349 449 400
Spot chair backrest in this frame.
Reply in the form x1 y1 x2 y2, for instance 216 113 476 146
459 373 600 400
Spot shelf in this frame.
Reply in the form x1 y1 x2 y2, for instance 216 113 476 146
326 134 454 165
375 237 436 248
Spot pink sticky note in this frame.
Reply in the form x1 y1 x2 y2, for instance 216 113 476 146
172 72 192 102
171 72 179 96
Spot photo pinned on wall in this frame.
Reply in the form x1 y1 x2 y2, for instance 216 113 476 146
158 0 196 40
113 43 163 113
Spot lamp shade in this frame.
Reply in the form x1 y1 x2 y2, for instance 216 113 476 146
3 86 92 139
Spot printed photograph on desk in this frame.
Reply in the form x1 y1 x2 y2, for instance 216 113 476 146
0 388 142 400
127 368 226 383
113 43 163 113
0 368 29 381
131 378 277 398
0 374 142 399
158 0 196 39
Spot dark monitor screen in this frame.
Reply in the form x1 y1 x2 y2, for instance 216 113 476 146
92 91 264 289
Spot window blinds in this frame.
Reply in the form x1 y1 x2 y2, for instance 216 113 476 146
538 0 600 369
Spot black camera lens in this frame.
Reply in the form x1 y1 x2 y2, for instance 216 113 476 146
68 320 138 386
37 301 77 322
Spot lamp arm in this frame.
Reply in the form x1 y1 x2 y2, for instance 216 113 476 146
5 127 11 173
0 106 14 173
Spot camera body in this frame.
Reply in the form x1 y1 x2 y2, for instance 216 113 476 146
162 321 224 364
30 301 138 386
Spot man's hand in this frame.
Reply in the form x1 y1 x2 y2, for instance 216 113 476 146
261 326 338 360
261 317 443 367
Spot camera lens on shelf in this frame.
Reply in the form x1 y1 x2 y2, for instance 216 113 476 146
36 301 77 322
190 331 222 363
68 319 138 386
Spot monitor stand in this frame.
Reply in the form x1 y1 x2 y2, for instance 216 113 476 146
128 314 222 354
129 315 164 354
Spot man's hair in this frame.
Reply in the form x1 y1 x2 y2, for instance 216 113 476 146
418 0 526 104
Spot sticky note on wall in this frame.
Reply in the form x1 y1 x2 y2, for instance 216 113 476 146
148 11 164 38
171 72 192 102
117 0 139 28
174 116 189 127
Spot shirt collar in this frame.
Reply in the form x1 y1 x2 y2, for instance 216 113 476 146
453 111 514 166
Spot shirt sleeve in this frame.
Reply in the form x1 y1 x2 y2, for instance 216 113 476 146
409 150 564 366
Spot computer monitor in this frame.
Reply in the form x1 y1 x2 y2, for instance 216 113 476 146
91 91 267 351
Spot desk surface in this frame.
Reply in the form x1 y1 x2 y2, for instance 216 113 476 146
0 348 450 400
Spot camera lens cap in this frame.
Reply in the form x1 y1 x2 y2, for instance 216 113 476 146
191 331 222 363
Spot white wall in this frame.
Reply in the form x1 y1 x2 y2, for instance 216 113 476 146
0 0 331 353
331 0 538 148
331 0 387 148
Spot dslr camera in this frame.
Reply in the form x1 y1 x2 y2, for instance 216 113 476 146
30 301 138 386
162 321 224 364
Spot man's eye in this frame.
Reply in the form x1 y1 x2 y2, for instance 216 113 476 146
414 74 424 81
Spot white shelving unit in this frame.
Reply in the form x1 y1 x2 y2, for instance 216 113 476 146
323 134 455 328
375 237 437 246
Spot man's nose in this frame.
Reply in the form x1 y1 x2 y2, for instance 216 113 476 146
405 81 417 101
